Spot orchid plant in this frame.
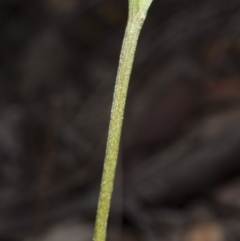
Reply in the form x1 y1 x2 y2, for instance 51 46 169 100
93 0 154 240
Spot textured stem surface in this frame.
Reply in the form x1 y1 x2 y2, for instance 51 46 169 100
93 0 154 238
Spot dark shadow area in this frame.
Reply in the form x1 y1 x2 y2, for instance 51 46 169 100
1 0 240 240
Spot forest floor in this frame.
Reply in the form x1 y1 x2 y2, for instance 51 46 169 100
1 0 240 240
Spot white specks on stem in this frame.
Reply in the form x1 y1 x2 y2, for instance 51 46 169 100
93 0 154 241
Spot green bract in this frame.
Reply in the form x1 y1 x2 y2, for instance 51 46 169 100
129 0 153 16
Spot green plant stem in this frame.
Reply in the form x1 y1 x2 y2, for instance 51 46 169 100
93 10 147 241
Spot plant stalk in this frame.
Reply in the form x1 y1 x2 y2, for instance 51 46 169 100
93 8 148 241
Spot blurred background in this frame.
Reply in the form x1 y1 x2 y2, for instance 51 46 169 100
1 0 240 240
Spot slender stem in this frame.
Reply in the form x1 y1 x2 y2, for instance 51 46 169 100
93 11 146 241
